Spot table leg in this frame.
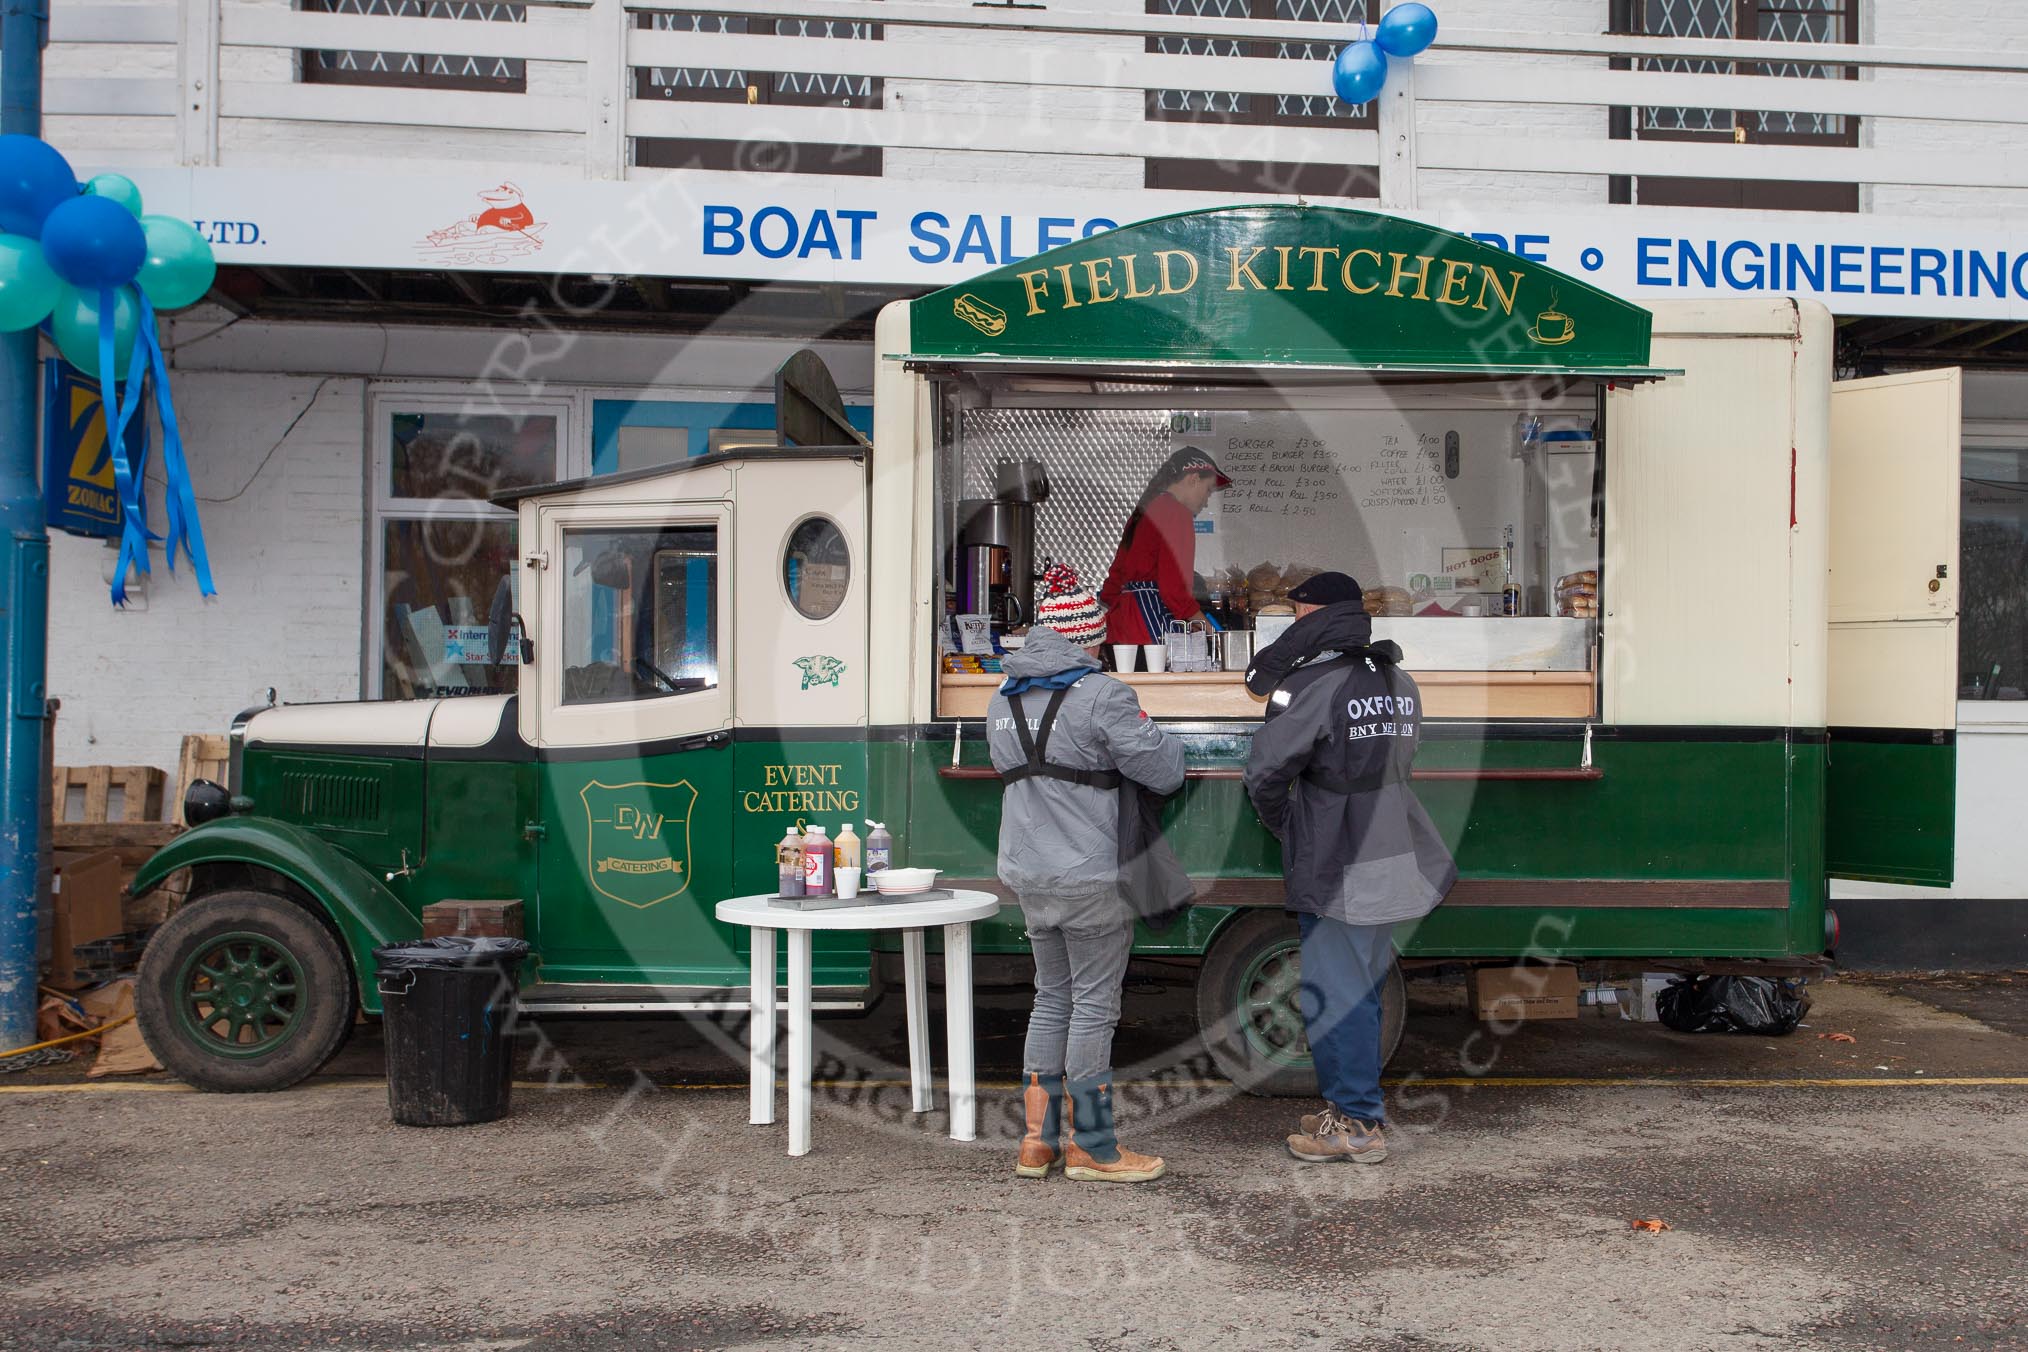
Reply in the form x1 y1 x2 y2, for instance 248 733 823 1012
902 927 932 1114
943 920 976 1143
747 925 776 1126
787 927 814 1157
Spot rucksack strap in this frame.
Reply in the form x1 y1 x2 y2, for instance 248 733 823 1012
1003 685 1122 790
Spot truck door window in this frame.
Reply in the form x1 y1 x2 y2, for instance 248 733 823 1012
560 525 719 705
783 515 851 620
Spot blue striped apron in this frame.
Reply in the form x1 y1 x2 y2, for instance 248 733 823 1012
1122 579 1173 644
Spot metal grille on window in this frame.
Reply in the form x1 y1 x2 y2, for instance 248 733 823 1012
639 11 879 108
303 0 526 93
1148 0 1371 123
1641 0 1851 140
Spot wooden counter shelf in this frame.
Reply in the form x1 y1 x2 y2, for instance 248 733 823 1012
938 764 1602 782
937 667 1595 721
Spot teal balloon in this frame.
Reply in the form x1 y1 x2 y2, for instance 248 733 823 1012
51 283 140 380
0 233 60 331
84 172 143 217
135 214 215 310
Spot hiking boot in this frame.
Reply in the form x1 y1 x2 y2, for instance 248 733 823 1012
1064 1076 1166 1183
1015 1071 1064 1179
1287 1110 1388 1164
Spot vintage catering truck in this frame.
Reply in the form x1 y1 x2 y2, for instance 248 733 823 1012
130 205 1961 1093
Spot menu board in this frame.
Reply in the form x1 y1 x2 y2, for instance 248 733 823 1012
1185 409 1525 596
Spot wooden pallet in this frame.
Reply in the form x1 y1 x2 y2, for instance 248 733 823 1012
52 764 164 827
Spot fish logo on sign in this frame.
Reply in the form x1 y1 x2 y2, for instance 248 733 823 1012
580 779 699 909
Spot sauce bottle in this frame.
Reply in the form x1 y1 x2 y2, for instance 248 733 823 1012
777 825 806 897
834 821 862 871
803 824 833 896
864 820 893 874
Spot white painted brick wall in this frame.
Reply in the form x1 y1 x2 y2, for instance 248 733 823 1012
48 374 368 777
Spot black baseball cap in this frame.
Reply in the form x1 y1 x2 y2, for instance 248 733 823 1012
1165 445 1233 489
1287 571 1364 607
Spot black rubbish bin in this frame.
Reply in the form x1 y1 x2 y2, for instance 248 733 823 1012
373 936 530 1127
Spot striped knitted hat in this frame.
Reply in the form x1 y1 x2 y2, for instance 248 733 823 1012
1034 562 1107 646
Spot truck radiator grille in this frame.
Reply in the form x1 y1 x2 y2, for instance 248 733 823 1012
280 770 384 826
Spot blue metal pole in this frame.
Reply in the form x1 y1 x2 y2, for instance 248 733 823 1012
0 0 48 1049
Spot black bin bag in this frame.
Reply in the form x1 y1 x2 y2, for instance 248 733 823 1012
373 937 531 1127
1656 975 1809 1036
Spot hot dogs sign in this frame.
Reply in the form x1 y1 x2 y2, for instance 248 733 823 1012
912 204 1648 374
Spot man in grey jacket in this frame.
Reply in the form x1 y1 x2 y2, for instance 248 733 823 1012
989 564 1184 1183
1244 572 1456 1165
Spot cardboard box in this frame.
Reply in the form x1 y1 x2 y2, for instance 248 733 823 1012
1469 963 1580 1022
47 850 124 989
422 899 524 940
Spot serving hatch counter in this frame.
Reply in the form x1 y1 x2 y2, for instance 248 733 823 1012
940 615 1596 719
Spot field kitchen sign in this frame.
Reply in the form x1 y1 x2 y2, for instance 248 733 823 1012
906 206 1655 374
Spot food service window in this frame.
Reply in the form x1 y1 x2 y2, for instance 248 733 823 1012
559 525 720 705
371 395 572 700
933 387 1603 722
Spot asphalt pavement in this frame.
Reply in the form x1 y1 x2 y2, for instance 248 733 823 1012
3 973 2025 1351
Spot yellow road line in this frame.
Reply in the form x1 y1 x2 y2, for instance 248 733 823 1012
5 1074 2026 1096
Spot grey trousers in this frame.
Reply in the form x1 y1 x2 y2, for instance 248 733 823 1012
1018 890 1136 1082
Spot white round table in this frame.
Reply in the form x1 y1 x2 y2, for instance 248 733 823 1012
715 890 1003 1157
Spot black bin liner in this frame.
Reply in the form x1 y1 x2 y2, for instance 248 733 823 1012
1656 975 1809 1036
373 937 530 1127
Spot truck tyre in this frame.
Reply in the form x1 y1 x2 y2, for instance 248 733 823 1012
135 889 357 1093
1195 909 1405 1097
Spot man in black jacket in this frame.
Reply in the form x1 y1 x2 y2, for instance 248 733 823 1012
1243 573 1456 1164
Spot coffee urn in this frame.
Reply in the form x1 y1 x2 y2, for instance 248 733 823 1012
956 459 1050 630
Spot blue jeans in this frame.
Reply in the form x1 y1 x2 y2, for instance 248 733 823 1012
1019 890 1135 1083
1296 913 1396 1124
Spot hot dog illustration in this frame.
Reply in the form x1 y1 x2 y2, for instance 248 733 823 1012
953 292 1007 337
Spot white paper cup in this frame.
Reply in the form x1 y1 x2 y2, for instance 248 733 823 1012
836 866 862 901
1111 644 1139 672
1142 644 1169 673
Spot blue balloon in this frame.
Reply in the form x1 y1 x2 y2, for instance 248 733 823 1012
0 134 77 239
41 194 147 290
1332 40 1389 106
1376 2 1439 58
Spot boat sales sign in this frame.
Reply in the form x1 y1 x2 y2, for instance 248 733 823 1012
116 166 2028 321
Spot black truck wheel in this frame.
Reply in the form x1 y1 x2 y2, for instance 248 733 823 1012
135 889 357 1092
1195 909 1406 1097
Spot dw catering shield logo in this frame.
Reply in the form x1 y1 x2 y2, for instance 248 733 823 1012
580 779 699 909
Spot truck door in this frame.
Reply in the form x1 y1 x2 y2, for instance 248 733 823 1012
730 453 873 990
1826 368 1961 885
527 497 739 986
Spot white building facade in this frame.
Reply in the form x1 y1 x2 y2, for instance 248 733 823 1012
35 0 2028 922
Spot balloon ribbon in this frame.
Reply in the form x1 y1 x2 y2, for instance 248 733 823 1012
99 286 215 604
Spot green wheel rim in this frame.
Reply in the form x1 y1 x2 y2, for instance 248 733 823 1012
173 930 306 1059
1237 938 1314 1070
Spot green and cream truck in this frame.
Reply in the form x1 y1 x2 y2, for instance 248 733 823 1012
130 205 1961 1093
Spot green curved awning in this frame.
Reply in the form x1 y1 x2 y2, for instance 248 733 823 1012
905 204 1656 376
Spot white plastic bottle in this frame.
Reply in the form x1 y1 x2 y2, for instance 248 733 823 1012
834 821 862 871
803 824 833 897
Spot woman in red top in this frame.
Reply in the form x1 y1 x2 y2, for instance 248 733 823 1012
1098 446 1232 646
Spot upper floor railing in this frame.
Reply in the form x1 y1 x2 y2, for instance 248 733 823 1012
30 0 2028 207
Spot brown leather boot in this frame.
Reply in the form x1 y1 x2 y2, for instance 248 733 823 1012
1063 1077 1165 1183
1015 1072 1063 1178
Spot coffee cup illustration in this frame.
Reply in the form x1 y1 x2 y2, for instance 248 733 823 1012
1529 290 1575 346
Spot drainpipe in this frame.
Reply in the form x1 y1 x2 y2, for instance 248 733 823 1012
0 0 48 1049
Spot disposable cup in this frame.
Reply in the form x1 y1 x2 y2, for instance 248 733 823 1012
1111 644 1139 672
1142 644 1169 673
836 867 862 901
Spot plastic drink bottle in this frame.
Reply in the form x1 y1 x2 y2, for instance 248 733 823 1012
864 820 893 873
834 821 862 871
777 826 806 897
803 824 833 896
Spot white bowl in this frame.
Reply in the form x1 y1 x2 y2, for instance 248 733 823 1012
873 867 939 892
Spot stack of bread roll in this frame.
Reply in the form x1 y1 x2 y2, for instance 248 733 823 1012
1363 586 1413 617
1556 570 1599 618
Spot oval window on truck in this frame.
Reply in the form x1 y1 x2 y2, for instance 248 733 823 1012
783 515 850 621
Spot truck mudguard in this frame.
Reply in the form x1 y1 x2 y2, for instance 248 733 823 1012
131 818 421 1013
